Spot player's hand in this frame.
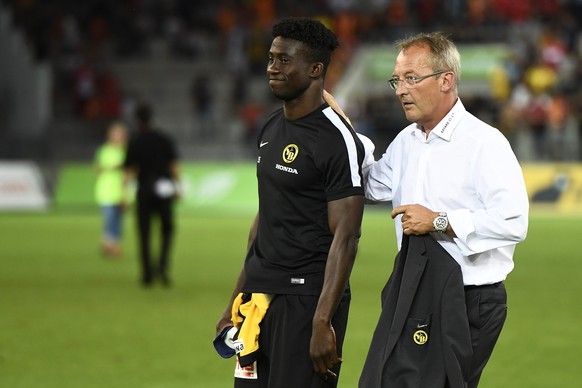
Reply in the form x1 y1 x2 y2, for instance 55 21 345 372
215 310 233 337
310 321 342 381
391 204 437 235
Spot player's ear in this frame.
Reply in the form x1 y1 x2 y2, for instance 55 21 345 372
310 63 324 79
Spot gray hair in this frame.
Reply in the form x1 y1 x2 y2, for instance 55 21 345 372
396 32 461 91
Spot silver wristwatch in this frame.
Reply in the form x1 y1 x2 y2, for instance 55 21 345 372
433 212 448 233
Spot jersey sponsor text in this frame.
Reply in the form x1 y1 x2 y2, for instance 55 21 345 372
275 164 298 174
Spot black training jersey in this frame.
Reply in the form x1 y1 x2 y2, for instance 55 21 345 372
242 103 365 296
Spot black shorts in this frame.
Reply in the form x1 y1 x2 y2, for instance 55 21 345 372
233 294 351 388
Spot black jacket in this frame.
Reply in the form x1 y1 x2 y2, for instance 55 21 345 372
359 234 472 388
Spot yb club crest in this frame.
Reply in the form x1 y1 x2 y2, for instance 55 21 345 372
282 144 299 163
413 329 428 345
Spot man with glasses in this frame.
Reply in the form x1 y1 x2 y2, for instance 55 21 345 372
359 32 529 387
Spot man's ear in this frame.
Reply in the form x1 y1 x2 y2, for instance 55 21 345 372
310 63 324 79
441 71 455 91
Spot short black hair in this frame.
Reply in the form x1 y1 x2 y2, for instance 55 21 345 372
272 17 339 74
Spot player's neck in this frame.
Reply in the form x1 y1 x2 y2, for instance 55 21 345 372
283 85 324 121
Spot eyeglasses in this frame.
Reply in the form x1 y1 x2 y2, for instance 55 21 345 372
388 70 448 90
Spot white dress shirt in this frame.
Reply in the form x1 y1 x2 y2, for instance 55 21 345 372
366 99 529 286
357 133 376 179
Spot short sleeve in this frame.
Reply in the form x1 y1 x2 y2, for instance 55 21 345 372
318 108 365 201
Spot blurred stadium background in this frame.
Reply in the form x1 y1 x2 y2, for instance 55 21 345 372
1 0 581 211
1 1 582 387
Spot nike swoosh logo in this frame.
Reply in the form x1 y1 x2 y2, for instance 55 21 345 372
260 141 269 148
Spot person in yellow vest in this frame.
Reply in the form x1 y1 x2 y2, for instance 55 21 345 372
95 121 128 257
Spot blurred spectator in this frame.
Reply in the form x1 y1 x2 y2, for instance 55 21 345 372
4 0 582 162
73 61 121 119
97 69 122 118
524 55 557 95
546 90 580 160
123 102 181 288
539 25 567 71
546 90 570 160
500 79 533 159
191 75 214 141
525 90 551 160
238 101 263 145
95 121 128 258
73 61 97 117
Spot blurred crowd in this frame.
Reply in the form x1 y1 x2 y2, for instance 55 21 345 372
4 0 582 161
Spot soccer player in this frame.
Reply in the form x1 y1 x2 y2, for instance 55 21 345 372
215 17 366 387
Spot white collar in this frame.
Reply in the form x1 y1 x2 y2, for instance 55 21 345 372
414 99 466 142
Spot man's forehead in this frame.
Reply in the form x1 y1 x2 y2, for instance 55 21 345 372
394 47 430 71
270 36 306 53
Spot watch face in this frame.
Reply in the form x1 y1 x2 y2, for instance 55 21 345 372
435 217 447 231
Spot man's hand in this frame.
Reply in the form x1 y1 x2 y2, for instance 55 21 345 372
310 320 342 381
391 204 438 235
323 89 352 125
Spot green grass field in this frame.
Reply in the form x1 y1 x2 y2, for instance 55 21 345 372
0 208 580 387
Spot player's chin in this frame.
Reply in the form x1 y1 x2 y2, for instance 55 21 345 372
270 89 293 102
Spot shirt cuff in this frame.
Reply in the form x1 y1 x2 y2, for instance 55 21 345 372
447 208 476 256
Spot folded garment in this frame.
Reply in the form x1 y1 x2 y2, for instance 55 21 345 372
231 293 272 367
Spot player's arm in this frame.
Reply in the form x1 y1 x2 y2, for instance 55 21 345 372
310 195 364 380
215 212 259 335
